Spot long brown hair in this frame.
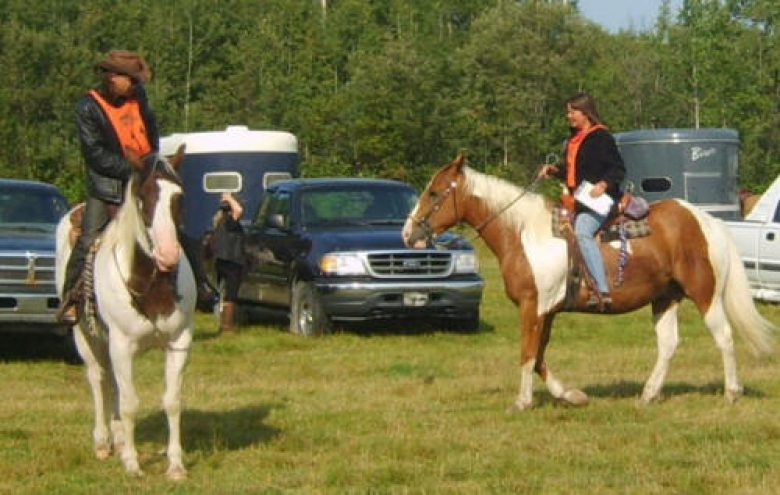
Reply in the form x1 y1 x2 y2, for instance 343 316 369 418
566 92 602 126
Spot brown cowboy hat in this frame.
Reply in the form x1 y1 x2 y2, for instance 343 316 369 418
95 50 152 83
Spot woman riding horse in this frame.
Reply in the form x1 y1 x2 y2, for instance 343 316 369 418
539 92 625 308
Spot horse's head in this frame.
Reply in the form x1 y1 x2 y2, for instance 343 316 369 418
131 145 186 272
403 154 467 248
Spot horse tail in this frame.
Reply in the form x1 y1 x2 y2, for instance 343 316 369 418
719 220 776 357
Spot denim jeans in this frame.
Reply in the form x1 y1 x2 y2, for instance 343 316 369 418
575 209 609 294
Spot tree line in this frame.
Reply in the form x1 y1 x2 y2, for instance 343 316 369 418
0 0 778 202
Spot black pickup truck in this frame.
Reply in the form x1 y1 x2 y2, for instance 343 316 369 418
0 179 71 343
235 178 484 335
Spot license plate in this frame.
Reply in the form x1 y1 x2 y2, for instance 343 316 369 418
403 292 429 307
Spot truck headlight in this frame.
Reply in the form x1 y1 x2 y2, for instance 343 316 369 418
453 251 479 274
320 253 368 276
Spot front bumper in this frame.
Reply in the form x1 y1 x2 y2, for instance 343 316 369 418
314 277 484 321
0 292 66 334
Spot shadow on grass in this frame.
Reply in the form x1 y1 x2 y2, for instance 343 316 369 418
136 403 282 452
0 332 80 364
340 318 495 337
579 379 765 400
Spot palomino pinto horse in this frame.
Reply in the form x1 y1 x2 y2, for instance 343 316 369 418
403 156 775 411
55 147 195 479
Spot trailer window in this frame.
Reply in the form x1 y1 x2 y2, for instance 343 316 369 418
203 172 242 193
264 172 291 188
641 177 672 193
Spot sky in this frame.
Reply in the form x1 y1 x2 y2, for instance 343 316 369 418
577 0 684 33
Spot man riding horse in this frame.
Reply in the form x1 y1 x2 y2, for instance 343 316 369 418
58 50 215 323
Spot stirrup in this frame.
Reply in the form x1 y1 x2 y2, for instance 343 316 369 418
56 294 79 324
586 292 612 309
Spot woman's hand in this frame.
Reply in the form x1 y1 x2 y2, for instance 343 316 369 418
590 181 608 197
538 164 559 178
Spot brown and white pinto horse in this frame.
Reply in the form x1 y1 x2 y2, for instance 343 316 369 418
55 147 195 479
403 155 776 411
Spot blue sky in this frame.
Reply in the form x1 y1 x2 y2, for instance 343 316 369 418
577 0 683 32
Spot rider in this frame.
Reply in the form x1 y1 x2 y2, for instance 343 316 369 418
539 92 625 307
58 50 215 323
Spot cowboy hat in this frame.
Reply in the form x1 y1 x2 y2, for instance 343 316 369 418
95 50 152 83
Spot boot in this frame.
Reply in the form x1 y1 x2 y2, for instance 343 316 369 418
196 282 218 312
56 280 84 324
220 301 236 334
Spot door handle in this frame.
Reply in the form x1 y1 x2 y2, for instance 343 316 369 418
767 232 776 241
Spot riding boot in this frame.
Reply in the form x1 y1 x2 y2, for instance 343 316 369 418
179 231 218 311
58 197 110 323
220 302 236 334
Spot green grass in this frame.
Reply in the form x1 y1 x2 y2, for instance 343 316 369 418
1 245 779 494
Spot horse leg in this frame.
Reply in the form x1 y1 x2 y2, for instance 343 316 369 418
162 331 192 481
702 299 743 403
73 326 114 460
535 314 589 407
510 303 551 411
641 298 681 404
109 335 143 476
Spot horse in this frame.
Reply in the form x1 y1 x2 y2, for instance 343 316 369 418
402 155 776 411
55 146 195 479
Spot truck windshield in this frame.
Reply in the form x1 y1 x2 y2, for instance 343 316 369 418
302 186 418 227
0 187 69 225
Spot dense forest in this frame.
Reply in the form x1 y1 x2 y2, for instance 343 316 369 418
0 0 778 201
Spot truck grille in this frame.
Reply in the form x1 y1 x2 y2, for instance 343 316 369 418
0 252 57 294
367 251 452 278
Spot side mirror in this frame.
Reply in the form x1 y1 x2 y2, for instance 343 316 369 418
266 213 287 230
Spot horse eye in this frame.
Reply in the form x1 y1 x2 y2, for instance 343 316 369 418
429 191 439 200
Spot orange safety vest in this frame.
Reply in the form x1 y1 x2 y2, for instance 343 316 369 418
88 90 152 157
562 124 606 212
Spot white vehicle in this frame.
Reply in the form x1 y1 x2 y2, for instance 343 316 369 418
724 175 780 302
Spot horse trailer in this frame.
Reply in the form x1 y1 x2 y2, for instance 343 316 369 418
615 128 740 219
159 125 299 240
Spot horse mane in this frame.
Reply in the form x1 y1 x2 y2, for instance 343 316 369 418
102 175 150 255
461 166 553 238
103 154 179 254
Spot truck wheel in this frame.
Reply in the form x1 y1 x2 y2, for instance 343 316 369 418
290 281 332 336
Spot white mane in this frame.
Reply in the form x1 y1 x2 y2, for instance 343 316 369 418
461 166 553 239
102 176 152 256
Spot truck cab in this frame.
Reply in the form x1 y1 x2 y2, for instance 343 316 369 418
725 175 780 302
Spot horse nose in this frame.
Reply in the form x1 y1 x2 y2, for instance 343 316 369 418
154 245 181 272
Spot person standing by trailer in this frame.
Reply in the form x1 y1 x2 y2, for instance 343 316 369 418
58 49 216 323
212 192 246 334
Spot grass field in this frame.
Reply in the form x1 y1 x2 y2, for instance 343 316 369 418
1 244 779 494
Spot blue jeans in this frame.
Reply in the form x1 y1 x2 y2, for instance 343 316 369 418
575 209 609 294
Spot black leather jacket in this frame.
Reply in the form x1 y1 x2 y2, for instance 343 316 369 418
75 83 159 204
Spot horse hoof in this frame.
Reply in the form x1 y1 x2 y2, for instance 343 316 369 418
506 401 533 413
725 387 743 404
561 388 589 407
95 445 111 460
167 465 188 481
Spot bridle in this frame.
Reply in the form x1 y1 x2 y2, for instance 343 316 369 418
407 179 459 245
408 173 542 245
113 155 179 301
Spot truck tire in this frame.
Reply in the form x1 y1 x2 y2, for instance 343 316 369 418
290 281 332 336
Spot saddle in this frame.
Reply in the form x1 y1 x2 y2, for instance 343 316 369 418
552 193 651 310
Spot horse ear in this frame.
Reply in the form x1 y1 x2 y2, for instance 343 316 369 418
169 144 186 169
452 154 466 171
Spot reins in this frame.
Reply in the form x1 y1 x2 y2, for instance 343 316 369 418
466 175 543 242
